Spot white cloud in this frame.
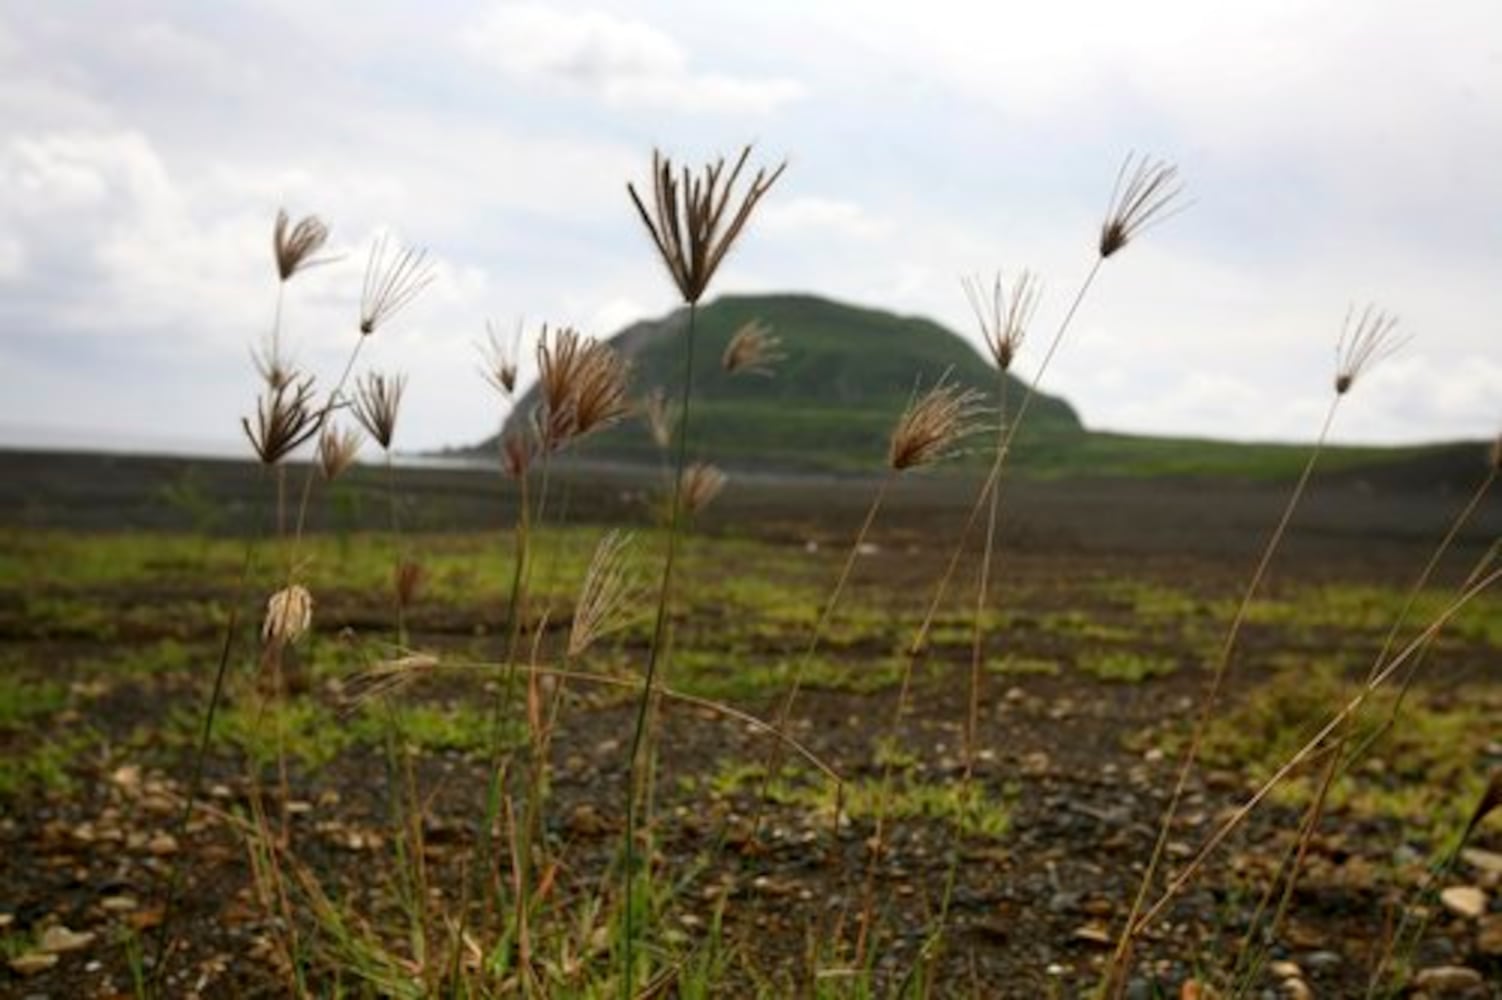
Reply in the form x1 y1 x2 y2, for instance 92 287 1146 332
760 196 889 240
463 4 804 114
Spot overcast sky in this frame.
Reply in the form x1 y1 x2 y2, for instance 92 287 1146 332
1 1 1499 455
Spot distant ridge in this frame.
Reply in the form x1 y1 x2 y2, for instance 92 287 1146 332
477 292 1082 472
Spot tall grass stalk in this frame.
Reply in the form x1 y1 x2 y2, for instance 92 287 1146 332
1235 458 1497 989
1106 393 1340 988
1126 562 1502 939
623 298 699 993
855 255 1103 964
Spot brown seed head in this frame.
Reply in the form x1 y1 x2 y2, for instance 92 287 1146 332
342 652 439 710
534 327 630 448
251 341 299 391
317 424 362 481
501 429 534 479
722 319 785 376
569 531 642 658
570 341 631 440
640 387 675 450
480 317 524 397
352 370 407 450
1099 153 1185 258
360 233 434 335
273 208 331 282
263 584 313 644
627 145 786 304
961 270 1041 373
394 560 424 609
679 462 727 516
242 375 320 465
1334 304 1406 395
888 375 987 471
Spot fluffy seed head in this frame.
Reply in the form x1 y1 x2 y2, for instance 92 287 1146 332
888 375 987 471
480 318 524 397
640 387 675 450
263 584 313 644
352 371 407 450
569 531 642 658
1334 304 1406 395
360 233 434 335
243 375 320 466
1099 153 1185 258
722 319 785 376
273 209 331 282
317 424 362 481
570 341 632 440
961 270 1040 373
627 145 786 304
679 462 727 516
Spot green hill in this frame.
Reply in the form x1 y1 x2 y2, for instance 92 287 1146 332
487 292 1083 471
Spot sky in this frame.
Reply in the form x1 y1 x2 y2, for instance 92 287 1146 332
1 0 1499 455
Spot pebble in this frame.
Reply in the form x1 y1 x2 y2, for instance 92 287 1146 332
39 925 95 953
1439 885 1487 919
1281 978 1313 1000
1476 913 1502 956
1460 846 1502 876
8 952 58 976
1302 950 1342 973
1269 960 1302 979
1411 965 1483 994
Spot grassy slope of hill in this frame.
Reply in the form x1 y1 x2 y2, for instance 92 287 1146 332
465 292 1487 486
484 292 1082 471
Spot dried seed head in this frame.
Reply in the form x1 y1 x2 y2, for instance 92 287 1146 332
251 341 299 391
1099 153 1185 258
679 462 727 516
480 318 524 397
534 327 630 448
243 375 320 466
263 584 313 644
1334 304 1406 395
722 319 785 376
394 560 424 609
640 387 675 450
627 145 786 304
888 375 987 471
570 341 631 440
317 424 362 481
273 208 331 282
501 429 534 479
961 270 1041 373
535 325 586 445
342 652 439 710
569 531 642 658
360 233 434 335
352 371 407 450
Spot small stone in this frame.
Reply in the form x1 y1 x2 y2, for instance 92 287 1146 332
39 924 96 953
1303 950 1342 973
1270 961 1302 979
146 832 179 856
1071 923 1112 946
0 912 11 930
110 764 142 789
8 952 58 976
1412 965 1483 993
1476 913 1502 956
1460 847 1502 876
1439 885 1487 920
1281 977 1313 1000
102 895 138 912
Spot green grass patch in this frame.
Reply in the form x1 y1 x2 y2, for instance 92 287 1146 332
1076 649 1178 683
